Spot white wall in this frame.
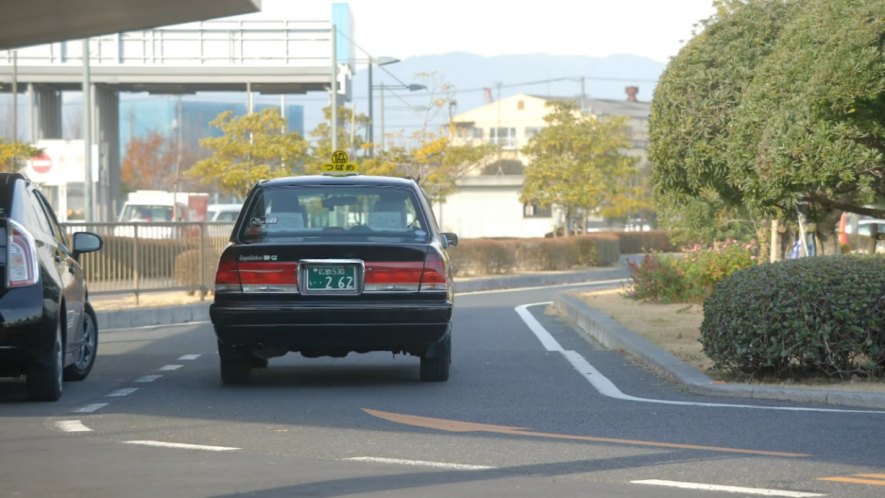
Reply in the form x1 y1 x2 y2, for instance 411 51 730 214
436 186 554 239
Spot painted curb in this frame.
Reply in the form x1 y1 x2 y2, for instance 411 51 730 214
554 292 885 410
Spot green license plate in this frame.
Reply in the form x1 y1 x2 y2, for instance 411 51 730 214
305 265 358 292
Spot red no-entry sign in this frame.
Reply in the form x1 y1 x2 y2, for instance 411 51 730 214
30 153 52 174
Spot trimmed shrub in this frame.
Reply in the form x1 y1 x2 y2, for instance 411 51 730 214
447 239 517 276
614 230 675 254
701 255 885 379
174 247 224 294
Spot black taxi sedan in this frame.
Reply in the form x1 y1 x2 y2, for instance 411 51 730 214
209 174 458 384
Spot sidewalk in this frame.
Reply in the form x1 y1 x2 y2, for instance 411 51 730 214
92 266 885 410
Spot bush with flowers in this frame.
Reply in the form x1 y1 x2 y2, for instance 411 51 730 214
626 240 759 303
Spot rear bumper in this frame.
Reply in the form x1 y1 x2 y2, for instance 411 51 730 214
210 300 453 356
0 290 45 375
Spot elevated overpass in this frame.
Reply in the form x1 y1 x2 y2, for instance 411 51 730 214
1 9 353 220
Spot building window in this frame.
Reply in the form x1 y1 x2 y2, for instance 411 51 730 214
523 202 552 218
472 127 484 139
517 100 525 110
525 127 541 139
490 127 517 148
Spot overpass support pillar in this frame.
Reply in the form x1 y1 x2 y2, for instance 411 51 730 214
93 84 120 222
28 84 63 140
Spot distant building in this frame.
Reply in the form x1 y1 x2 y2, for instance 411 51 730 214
118 96 305 159
441 90 651 238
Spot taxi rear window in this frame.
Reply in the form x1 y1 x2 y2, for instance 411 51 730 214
239 186 430 243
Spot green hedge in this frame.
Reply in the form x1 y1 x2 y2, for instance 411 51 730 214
447 234 621 276
174 246 225 294
701 255 885 378
613 230 676 254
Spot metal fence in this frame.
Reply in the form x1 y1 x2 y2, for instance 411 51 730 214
61 221 235 301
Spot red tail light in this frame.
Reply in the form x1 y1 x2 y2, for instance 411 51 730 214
7 220 39 288
214 254 299 294
419 250 448 291
364 262 422 291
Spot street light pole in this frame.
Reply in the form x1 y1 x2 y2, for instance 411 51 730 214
366 56 399 158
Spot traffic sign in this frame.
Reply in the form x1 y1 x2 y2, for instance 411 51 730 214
322 149 360 175
30 153 52 174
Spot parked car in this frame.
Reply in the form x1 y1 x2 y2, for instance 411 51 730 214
209 173 458 384
0 173 104 401
206 203 242 238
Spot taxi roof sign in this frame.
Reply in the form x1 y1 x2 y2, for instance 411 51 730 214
322 149 360 175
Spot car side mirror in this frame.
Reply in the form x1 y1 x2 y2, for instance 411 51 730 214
442 232 458 248
72 232 103 259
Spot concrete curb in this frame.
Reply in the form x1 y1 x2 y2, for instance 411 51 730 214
97 304 210 330
554 292 885 410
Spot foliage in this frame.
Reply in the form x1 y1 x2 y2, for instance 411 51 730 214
521 101 641 235
121 131 201 193
650 0 885 244
626 241 759 303
727 0 885 221
615 230 676 254
446 234 621 276
0 140 41 172
186 109 308 198
174 246 225 293
701 255 885 378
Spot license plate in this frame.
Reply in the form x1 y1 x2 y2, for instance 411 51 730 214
305 264 358 292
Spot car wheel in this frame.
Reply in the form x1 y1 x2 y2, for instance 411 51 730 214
64 304 98 381
218 340 251 385
420 334 451 382
27 320 64 401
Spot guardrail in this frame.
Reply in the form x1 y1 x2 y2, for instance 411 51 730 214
61 221 235 303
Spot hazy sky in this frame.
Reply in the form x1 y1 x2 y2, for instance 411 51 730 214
244 0 717 63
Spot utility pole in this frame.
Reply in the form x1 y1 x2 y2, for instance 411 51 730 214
330 24 338 153
83 39 93 222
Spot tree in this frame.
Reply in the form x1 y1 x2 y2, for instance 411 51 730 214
649 0 797 241
186 108 308 198
726 0 885 253
520 101 639 236
650 0 885 252
120 131 200 192
0 139 40 172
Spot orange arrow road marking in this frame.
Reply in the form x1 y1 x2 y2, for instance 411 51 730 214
363 408 809 458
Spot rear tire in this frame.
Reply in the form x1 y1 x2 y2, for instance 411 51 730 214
420 334 451 382
64 304 98 381
218 340 251 385
28 320 64 401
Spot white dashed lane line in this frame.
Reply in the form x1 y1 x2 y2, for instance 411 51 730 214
54 420 92 432
73 403 108 413
159 364 183 371
632 479 824 497
135 375 163 383
345 457 494 471
107 388 139 397
123 440 240 452
178 354 201 361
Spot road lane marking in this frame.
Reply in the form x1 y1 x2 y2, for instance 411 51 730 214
178 354 201 360
363 408 809 458
123 440 240 452
135 375 163 383
459 278 628 296
159 364 183 371
107 388 139 397
517 302 885 415
632 479 824 497
818 474 885 486
345 457 493 471
54 420 92 432
73 403 107 413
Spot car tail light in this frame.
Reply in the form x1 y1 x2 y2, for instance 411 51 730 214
7 220 39 288
364 262 422 292
214 254 299 294
419 250 448 291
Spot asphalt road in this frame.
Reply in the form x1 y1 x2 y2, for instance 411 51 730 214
1 280 884 497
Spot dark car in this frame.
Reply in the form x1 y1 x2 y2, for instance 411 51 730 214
0 173 103 401
210 174 458 384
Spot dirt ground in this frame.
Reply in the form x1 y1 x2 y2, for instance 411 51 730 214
572 288 885 394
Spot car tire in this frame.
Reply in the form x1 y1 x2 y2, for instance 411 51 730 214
27 319 64 401
64 304 98 381
420 334 451 382
218 340 251 385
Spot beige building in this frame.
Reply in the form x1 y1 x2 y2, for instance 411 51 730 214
437 90 651 238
